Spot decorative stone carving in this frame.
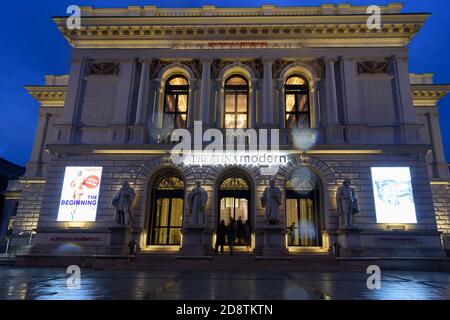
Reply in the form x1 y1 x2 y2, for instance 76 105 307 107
261 179 282 225
272 59 290 79
211 59 233 79
188 181 208 226
88 62 120 75
242 59 263 78
150 59 172 79
336 177 360 229
182 59 202 79
357 60 391 74
304 58 325 78
112 181 136 226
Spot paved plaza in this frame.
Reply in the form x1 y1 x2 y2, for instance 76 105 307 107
0 266 449 300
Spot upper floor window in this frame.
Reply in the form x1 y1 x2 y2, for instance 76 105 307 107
163 75 189 129
285 75 311 129
224 75 249 129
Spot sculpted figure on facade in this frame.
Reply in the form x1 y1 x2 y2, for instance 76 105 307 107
261 179 282 224
336 177 360 229
188 181 208 226
112 181 136 226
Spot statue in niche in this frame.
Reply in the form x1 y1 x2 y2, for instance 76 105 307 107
261 179 282 225
188 181 208 226
112 181 136 226
336 177 360 229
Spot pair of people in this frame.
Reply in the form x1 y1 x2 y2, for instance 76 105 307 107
214 217 251 254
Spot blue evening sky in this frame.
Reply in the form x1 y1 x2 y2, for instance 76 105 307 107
0 0 449 166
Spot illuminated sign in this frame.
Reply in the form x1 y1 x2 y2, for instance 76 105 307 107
370 167 417 224
57 167 103 222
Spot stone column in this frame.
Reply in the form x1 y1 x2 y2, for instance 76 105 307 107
325 58 339 125
187 80 197 129
57 58 88 143
277 79 286 128
262 59 274 127
392 56 417 124
428 111 450 178
215 80 224 128
199 60 212 128
312 81 321 129
27 111 50 177
135 60 151 125
111 60 135 143
131 59 151 144
152 79 164 129
249 79 258 129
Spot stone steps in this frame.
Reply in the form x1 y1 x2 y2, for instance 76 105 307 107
115 252 360 271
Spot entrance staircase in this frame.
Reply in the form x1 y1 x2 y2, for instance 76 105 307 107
114 249 362 272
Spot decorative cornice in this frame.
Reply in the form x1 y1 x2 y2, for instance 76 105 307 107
53 12 428 49
412 84 450 107
25 86 67 107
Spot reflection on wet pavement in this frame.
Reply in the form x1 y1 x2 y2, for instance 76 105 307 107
0 267 449 300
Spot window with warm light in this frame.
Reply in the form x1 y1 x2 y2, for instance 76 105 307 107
224 75 249 129
163 75 189 129
285 75 311 129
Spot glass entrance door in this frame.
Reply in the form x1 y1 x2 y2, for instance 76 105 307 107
152 197 183 245
286 196 320 246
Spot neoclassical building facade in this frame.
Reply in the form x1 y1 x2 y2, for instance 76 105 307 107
8 4 450 264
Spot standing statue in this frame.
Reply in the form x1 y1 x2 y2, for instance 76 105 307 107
188 181 208 226
112 181 136 226
336 177 360 229
261 179 282 224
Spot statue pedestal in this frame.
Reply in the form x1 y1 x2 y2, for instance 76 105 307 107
109 226 132 256
179 226 211 257
261 225 289 257
337 228 363 257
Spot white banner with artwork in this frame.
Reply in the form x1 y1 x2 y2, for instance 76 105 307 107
57 167 103 222
370 167 417 224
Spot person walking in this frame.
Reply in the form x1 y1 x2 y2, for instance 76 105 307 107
214 220 227 254
244 219 251 252
236 216 244 245
227 218 237 255
289 222 296 246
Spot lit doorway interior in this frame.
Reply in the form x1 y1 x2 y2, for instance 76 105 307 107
147 174 184 246
286 169 322 247
218 176 251 247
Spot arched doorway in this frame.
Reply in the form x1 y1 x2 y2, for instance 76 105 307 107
147 172 184 246
285 168 322 247
217 175 251 247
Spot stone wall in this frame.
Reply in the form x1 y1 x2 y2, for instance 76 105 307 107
431 183 450 249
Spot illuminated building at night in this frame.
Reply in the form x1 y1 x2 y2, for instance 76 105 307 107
8 4 450 266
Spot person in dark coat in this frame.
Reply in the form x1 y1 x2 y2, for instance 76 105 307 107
244 220 252 252
227 218 237 255
214 220 227 254
236 216 244 245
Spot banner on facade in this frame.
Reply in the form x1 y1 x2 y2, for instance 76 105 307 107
371 167 417 224
57 166 103 222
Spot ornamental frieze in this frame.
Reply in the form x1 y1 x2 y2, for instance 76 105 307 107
88 62 120 75
272 59 290 79
357 60 392 75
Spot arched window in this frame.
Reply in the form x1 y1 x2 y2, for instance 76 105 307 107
148 174 185 246
286 168 321 247
163 75 189 129
224 75 249 129
285 75 311 129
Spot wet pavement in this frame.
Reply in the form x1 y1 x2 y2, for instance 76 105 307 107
0 266 449 300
